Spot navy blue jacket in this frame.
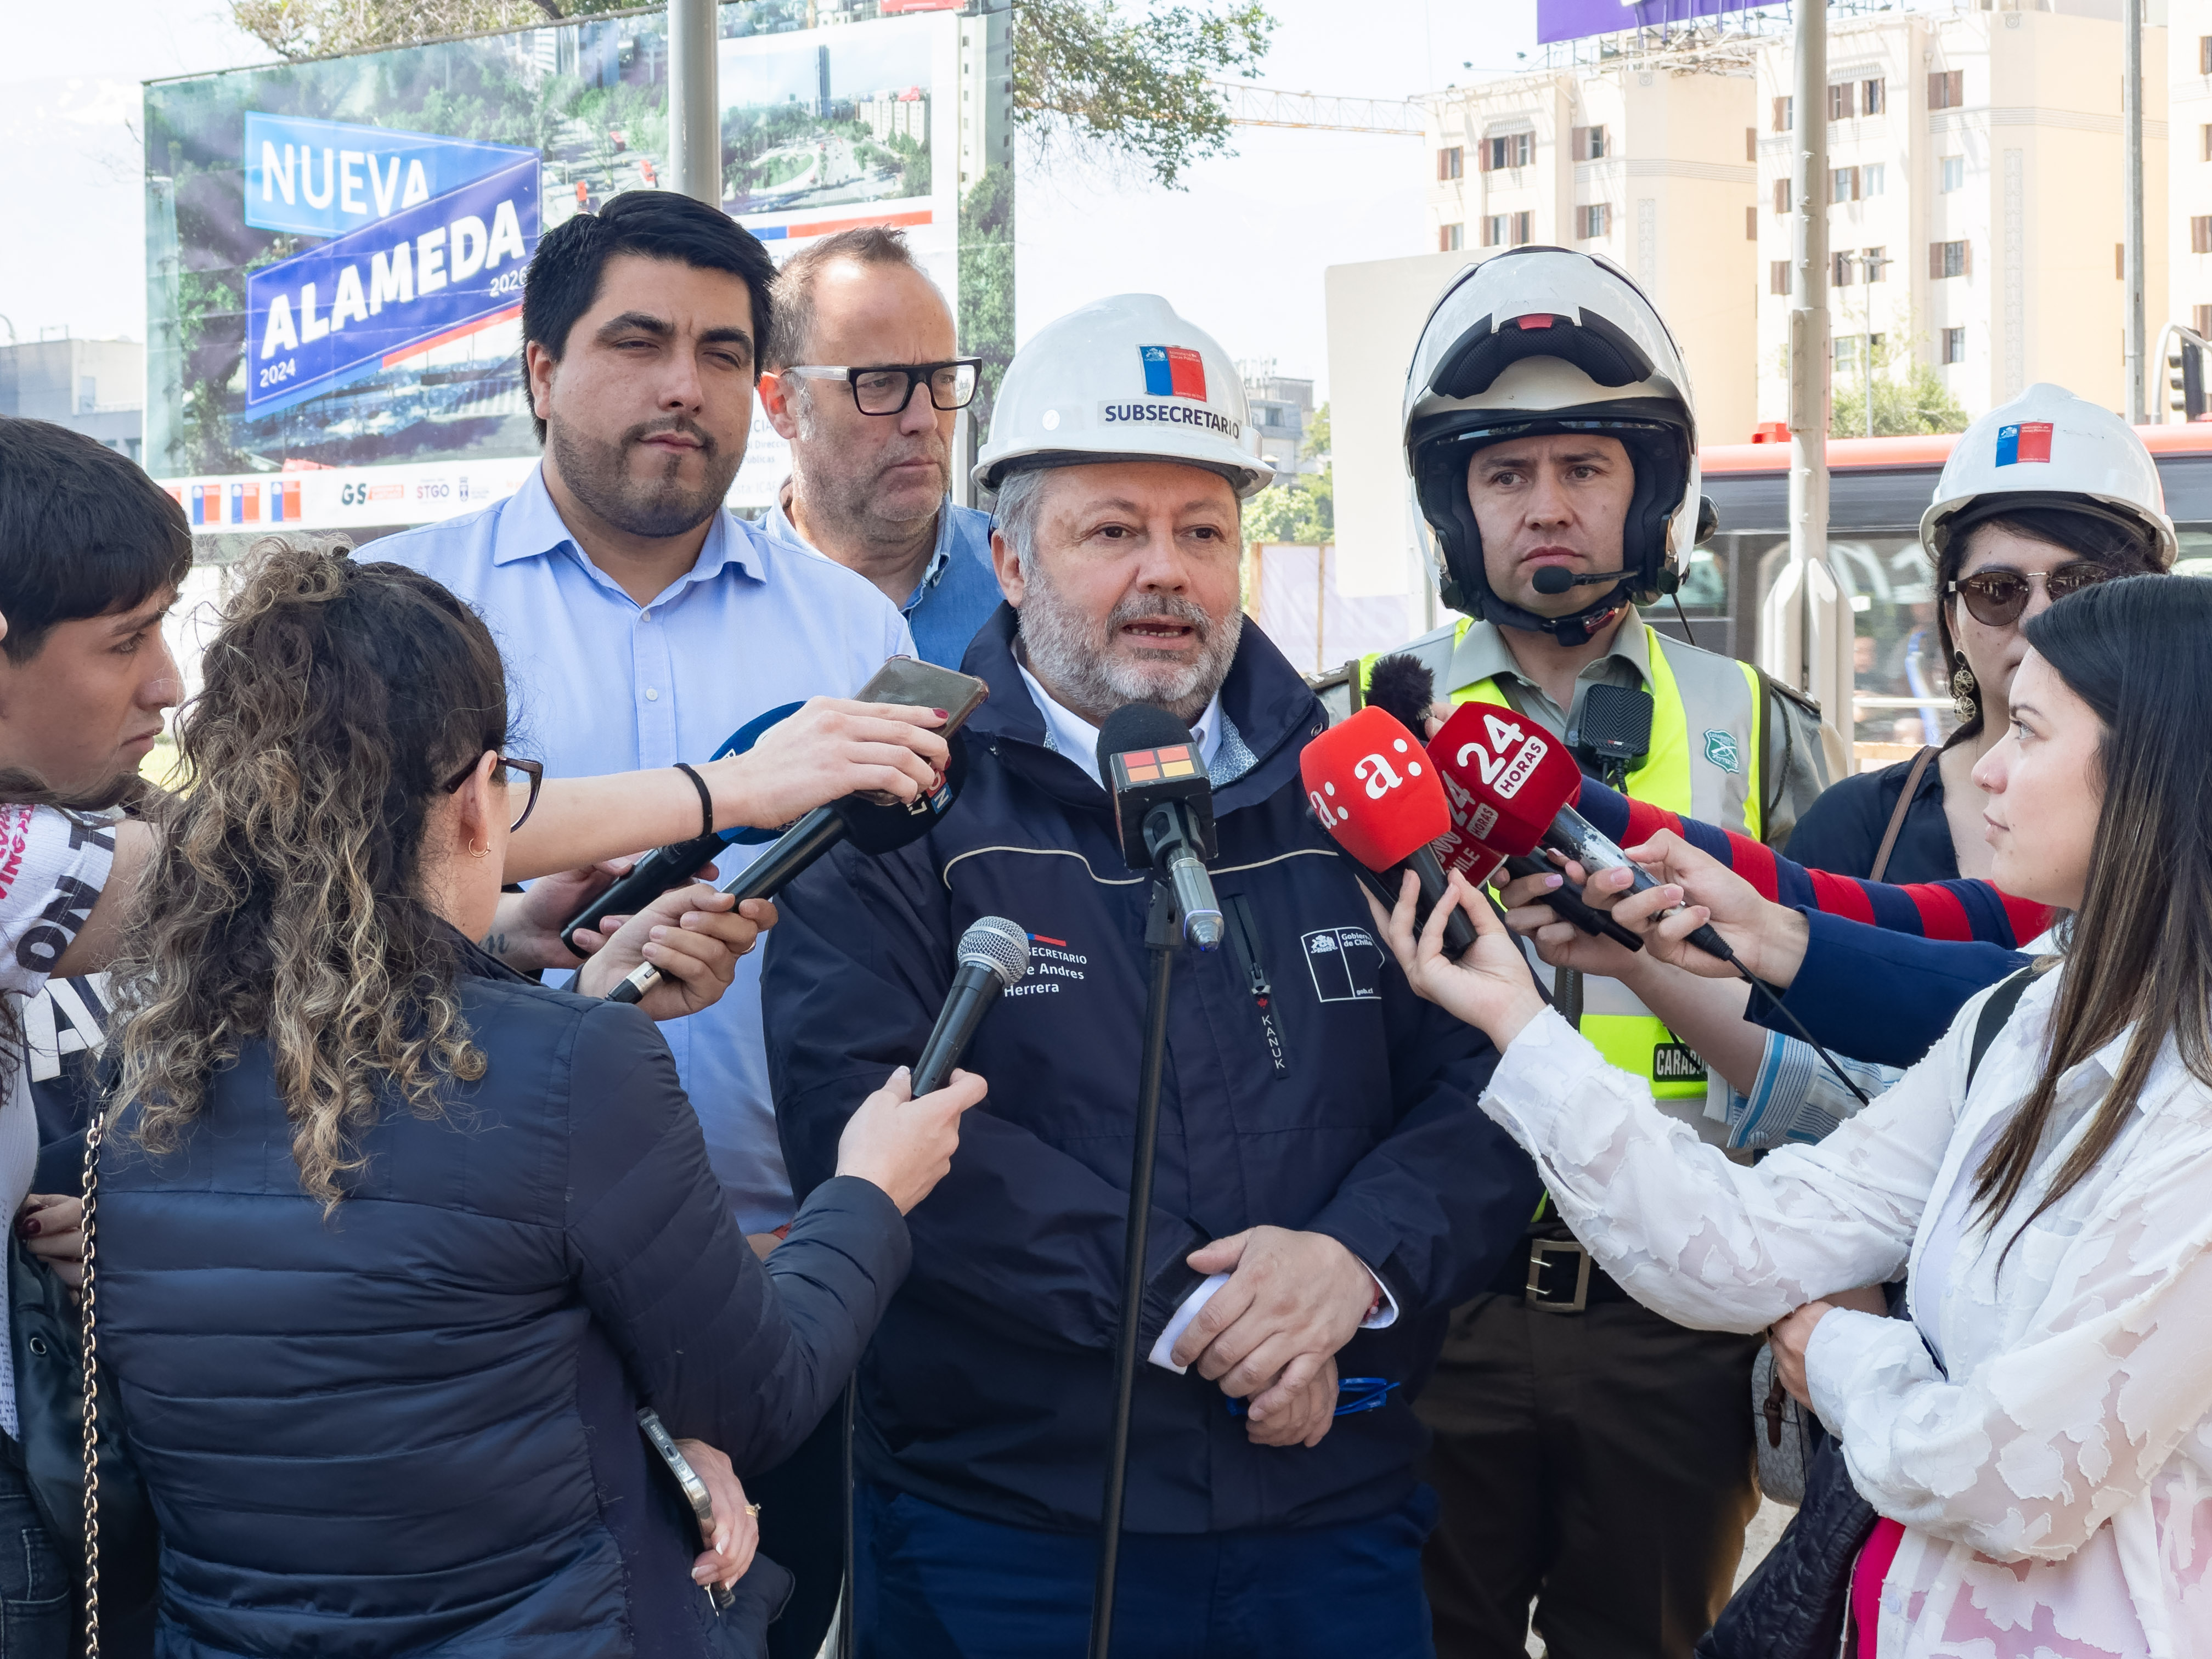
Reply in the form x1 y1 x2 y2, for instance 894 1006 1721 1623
1754 907 2030 1068
763 607 1540 1536
95 941 909 1658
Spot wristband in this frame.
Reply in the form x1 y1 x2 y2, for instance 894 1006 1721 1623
672 761 714 840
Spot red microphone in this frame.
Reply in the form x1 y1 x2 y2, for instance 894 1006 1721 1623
1429 702 1734 964
1301 708 1477 956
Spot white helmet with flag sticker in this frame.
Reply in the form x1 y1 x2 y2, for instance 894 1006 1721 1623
1402 246 1701 645
1920 382 2177 569
974 293 1273 498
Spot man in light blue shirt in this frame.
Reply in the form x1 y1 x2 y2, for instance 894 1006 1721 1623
757 227 1004 668
376 191 926 1234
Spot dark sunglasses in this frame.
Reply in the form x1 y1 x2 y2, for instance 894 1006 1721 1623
782 358 984 416
1946 562 2119 628
442 752 544 833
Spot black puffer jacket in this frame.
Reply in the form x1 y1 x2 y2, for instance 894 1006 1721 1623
94 940 906 1658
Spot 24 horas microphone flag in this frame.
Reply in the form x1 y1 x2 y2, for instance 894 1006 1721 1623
1426 701 1588 867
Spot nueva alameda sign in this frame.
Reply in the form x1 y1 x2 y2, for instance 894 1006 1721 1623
243 117 540 415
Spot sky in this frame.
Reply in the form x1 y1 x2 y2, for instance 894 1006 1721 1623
0 0 1541 397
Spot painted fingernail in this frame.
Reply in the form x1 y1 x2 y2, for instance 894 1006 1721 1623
932 708 949 720
1543 874 1562 890
15 1218 37 1237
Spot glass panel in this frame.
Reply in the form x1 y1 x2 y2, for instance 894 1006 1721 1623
1674 546 1728 613
1827 534 1954 757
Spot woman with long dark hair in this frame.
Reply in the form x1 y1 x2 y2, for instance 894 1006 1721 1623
89 544 984 1656
1785 385 2171 882
1375 573 2212 1656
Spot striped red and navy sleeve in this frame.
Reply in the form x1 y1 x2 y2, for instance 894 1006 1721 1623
1570 780 2053 949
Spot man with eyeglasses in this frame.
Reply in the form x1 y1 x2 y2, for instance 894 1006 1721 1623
757 227 1005 668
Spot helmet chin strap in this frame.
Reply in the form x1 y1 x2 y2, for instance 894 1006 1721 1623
1479 583 1633 647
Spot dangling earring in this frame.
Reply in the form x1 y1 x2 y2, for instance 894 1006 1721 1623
1949 654 1979 725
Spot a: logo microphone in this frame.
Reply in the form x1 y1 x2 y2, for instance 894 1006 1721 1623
1300 707 1476 958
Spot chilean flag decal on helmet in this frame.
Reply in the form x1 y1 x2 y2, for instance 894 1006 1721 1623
1140 345 1208 401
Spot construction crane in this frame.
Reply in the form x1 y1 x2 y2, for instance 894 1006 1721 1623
1209 82 1424 136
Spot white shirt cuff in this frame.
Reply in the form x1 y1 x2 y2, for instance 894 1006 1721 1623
1144 1259 1398 1376
1147 1271 1231 1373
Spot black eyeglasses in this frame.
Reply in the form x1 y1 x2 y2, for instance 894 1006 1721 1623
782 358 983 416
1946 562 2120 628
442 752 543 833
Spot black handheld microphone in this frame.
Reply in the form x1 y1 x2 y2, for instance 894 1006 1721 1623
604 735 970 1005
911 917 1030 1095
1096 704 1223 951
1540 803 1735 965
1532 565 1635 596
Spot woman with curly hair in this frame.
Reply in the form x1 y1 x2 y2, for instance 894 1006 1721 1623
88 544 984 1657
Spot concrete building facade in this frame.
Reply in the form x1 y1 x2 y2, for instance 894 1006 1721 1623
1424 58 1762 448
0 337 145 464
1239 360 1317 478
1754 5 2169 428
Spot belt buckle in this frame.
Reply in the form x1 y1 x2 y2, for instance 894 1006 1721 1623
1525 1238 1591 1314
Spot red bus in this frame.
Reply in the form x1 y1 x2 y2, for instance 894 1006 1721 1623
1678 424 2212 764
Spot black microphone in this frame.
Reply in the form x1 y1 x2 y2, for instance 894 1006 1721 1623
911 917 1030 1094
561 831 728 956
1532 564 1635 596
1096 704 1223 951
604 735 970 1005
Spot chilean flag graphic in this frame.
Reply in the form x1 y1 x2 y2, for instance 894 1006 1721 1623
1140 345 1208 400
1995 421 2053 466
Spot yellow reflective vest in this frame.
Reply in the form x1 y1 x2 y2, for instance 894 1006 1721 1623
1360 616 1768 1111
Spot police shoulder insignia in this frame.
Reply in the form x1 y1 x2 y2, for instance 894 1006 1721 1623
1702 727 1742 775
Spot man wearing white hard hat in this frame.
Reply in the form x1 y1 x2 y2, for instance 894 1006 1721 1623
762 294 1540 1654
1361 247 1832 1659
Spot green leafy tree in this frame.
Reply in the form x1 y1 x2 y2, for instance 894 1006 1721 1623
1242 400 1333 546
230 0 641 59
1828 335 1970 437
960 163 1016 430
1014 0 1273 189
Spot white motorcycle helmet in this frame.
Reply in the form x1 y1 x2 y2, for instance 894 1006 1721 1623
1920 382 2177 569
1403 247 1701 645
974 293 1273 498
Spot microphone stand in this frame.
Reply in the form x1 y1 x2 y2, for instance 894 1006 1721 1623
1088 876 1181 1659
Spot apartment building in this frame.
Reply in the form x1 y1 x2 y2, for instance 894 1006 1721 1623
1426 61 1760 445
1754 5 2168 425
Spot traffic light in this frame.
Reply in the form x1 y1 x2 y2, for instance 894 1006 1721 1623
2169 330 2209 421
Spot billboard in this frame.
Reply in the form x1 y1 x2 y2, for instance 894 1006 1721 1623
1536 0 1768 47
146 1 1012 530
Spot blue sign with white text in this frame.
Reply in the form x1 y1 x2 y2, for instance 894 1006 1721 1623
243 114 534 240
244 156 540 414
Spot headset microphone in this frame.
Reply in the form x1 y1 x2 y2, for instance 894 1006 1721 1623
1531 565 1636 596
1300 708 1477 958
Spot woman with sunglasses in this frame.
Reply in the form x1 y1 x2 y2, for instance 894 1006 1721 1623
1375 571 2212 1657
1785 384 2172 883
86 546 986 1657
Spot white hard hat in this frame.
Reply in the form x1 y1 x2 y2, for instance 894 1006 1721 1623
974 294 1273 498
1921 383 2177 568
1402 247 1702 644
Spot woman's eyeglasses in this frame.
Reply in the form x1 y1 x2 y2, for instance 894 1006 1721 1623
1946 562 2119 628
442 752 543 833
780 359 984 416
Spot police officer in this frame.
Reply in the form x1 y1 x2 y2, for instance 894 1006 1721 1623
1367 247 1832 1659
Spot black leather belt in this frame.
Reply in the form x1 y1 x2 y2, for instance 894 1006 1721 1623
1486 1233 1632 1314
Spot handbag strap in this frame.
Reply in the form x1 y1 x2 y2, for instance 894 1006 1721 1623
78 1106 106 1659
1867 746 1939 884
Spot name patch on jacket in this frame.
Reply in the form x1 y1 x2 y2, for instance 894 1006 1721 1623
1302 926 1383 1003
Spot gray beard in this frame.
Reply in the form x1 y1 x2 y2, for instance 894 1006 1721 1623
549 418 739 540
1017 565 1242 727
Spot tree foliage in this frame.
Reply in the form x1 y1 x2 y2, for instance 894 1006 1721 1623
1828 334 1970 437
960 163 1017 430
1243 400 1333 546
230 0 638 60
1012 0 1273 189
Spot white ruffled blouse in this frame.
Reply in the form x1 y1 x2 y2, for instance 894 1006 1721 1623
1480 965 2212 1658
